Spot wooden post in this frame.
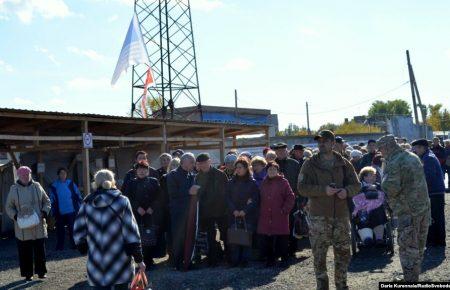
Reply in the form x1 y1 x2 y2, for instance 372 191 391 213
265 127 270 147
38 151 44 185
232 135 237 148
161 123 168 153
219 127 225 164
82 121 90 196
8 150 19 169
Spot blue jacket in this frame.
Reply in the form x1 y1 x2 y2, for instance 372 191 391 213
166 166 195 211
50 179 82 216
421 149 445 195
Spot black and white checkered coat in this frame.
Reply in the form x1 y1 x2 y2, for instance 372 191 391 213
73 188 141 287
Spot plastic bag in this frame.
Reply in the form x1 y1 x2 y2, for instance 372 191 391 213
130 269 149 290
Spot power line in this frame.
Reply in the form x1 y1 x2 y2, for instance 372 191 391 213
236 81 410 117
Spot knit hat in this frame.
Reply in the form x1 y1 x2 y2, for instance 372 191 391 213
224 154 238 164
17 166 32 177
350 150 363 159
196 153 210 162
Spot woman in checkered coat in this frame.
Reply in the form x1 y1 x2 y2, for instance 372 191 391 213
74 169 145 289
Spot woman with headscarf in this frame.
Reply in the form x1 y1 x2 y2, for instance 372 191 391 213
6 166 51 281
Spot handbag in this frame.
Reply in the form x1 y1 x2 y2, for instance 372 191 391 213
195 231 209 255
292 208 310 239
227 217 252 247
130 269 149 290
140 216 158 247
16 185 41 230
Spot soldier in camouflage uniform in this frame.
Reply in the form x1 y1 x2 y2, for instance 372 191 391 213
377 135 431 282
298 130 360 290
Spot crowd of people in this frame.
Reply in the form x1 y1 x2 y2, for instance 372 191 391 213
4 132 450 289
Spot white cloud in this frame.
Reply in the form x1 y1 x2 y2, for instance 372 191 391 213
51 85 62 95
67 46 106 62
34 45 60 66
221 58 253 72
298 26 319 37
190 0 223 12
49 97 65 105
93 0 223 12
0 59 14 72
107 14 118 23
13 97 34 106
66 77 111 91
1 0 71 24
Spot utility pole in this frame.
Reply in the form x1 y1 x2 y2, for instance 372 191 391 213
234 89 239 120
406 50 427 137
306 101 311 135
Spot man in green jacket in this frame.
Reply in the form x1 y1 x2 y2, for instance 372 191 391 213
298 130 360 290
377 135 431 282
195 153 229 266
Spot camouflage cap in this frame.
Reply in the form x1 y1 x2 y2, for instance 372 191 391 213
314 130 335 141
376 135 397 148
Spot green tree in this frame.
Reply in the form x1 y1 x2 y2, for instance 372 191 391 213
318 122 339 132
276 123 310 136
368 99 412 118
334 121 382 134
427 103 450 131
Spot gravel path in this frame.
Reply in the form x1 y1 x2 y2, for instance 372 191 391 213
1 194 449 290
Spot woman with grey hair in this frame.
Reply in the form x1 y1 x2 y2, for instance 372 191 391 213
74 169 145 289
157 153 173 179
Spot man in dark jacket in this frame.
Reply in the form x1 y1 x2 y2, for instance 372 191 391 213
195 153 229 266
334 136 350 160
445 140 450 191
291 144 306 168
166 153 196 270
358 139 377 169
431 137 446 173
50 167 82 250
298 130 360 290
122 151 159 193
272 142 301 257
412 139 446 246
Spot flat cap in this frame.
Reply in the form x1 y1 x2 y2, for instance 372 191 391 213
411 139 429 147
196 153 210 162
172 149 185 156
376 135 396 148
335 136 344 144
271 142 288 150
314 130 335 141
293 144 305 151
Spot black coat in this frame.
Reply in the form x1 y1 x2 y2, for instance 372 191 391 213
124 177 162 227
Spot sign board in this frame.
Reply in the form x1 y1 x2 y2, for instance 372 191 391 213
95 158 103 169
37 163 45 173
108 158 116 168
83 133 93 149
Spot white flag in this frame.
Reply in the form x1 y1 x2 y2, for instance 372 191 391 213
111 13 150 85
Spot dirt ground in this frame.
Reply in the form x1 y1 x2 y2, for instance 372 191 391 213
1 194 449 290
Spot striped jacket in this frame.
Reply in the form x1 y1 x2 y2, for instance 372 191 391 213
73 188 142 287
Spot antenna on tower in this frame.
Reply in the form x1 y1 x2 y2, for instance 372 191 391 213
131 0 202 120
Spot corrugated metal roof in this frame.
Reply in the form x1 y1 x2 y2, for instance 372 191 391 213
0 107 269 128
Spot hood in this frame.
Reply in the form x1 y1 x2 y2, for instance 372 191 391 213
84 188 121 208
309 151 347 170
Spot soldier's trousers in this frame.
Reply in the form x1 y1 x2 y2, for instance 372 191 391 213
309 216 351 290
397 212 429 282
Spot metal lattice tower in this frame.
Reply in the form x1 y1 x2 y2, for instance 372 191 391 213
131 0 202 119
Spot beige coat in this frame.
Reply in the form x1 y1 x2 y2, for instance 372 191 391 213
5 181 51 241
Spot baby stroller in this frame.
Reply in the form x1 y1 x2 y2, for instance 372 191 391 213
349 186 395 257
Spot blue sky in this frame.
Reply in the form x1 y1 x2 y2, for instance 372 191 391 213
0 0 449 130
